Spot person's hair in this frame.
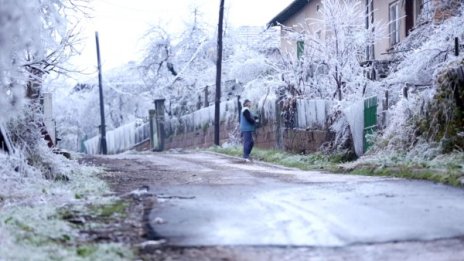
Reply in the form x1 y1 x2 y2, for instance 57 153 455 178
243 99 251 106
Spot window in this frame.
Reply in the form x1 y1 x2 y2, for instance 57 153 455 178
365 0 375 60
415 0 423 22
365 0 374 27
389 2 400 47
297 40 304 59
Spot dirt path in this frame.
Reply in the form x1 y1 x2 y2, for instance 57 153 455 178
81 150 464 261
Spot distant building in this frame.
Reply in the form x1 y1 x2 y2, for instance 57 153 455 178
231 26 280 51
268 0 460 72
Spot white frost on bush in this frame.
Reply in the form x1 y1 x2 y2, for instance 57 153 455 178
230 55 273 84
378 4 464 155
0 1 42 123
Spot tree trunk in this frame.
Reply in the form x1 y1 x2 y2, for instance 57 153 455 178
335 66 342 101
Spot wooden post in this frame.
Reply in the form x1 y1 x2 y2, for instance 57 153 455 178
455 37 459 57
197 95 202 110
214 0 225 146
95 32 107 155
204 86 209 107
383 90 389 128
385 90 389 108
275 99 283 149
237 95 241 122
153 99 165 151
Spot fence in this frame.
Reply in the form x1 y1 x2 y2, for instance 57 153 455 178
165 100 239 137
343 96 378 157
295 99 330 129
83 97 378 156
83 100 239 155
84 121 150 155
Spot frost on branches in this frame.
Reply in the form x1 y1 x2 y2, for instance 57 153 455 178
0 1 42 122
374 4 464 158
1 0 86 169
278 0 383 102
269 0 385 156
0 0 96 195
141 7 216 117
0 1 129 259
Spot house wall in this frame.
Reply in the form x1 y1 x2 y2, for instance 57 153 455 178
280 0 323 59
277 0 429 62
372 0 409 60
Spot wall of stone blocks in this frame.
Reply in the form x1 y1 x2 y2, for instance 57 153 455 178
134 118 330 154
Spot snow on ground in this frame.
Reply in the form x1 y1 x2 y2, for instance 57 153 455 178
0 152 131 260
140 151 464 248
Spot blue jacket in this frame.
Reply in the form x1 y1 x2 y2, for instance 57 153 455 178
240 107 256 132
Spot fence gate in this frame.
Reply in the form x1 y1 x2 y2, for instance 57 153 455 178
363 96 377 152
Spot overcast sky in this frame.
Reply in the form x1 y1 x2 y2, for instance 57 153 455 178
69 0 291 78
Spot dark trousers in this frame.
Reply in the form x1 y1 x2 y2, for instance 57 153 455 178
242 131 254 159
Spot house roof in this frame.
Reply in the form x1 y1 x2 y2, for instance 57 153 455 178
267 0 312 28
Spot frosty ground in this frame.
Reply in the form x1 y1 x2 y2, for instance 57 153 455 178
79 150 464 261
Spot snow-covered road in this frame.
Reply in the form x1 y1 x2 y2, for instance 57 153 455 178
138 152 464 247
93 150 464 259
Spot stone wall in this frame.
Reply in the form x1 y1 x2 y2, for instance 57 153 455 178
164 122 236 150
134 118 330 154
254 120 280 149
133 98 333 153
283 129 332 154
132 140 151 151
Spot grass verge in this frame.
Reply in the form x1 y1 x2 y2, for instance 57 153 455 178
209 146 464 187
210 146 350 172
343 153 464 187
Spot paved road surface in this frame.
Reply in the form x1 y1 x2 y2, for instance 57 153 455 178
93 151 464 260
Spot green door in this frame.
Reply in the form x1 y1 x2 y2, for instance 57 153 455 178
363 96 377 152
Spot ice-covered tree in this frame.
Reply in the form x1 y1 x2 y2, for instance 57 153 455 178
140 26 176 97
54 60 156 151
225 27 284 105
1 0 89 176
374 3 464 156
280 0 383 101
141 6 216 116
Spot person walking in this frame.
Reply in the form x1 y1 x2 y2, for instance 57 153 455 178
240 99 258 162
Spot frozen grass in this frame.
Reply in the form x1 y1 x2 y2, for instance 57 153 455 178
210 145 347 171
0 205 133 260
0 154 135 260
210 146 464 187
345 151 464 187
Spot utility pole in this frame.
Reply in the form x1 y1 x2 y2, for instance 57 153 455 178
95 32 107 154
214 0 225 146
